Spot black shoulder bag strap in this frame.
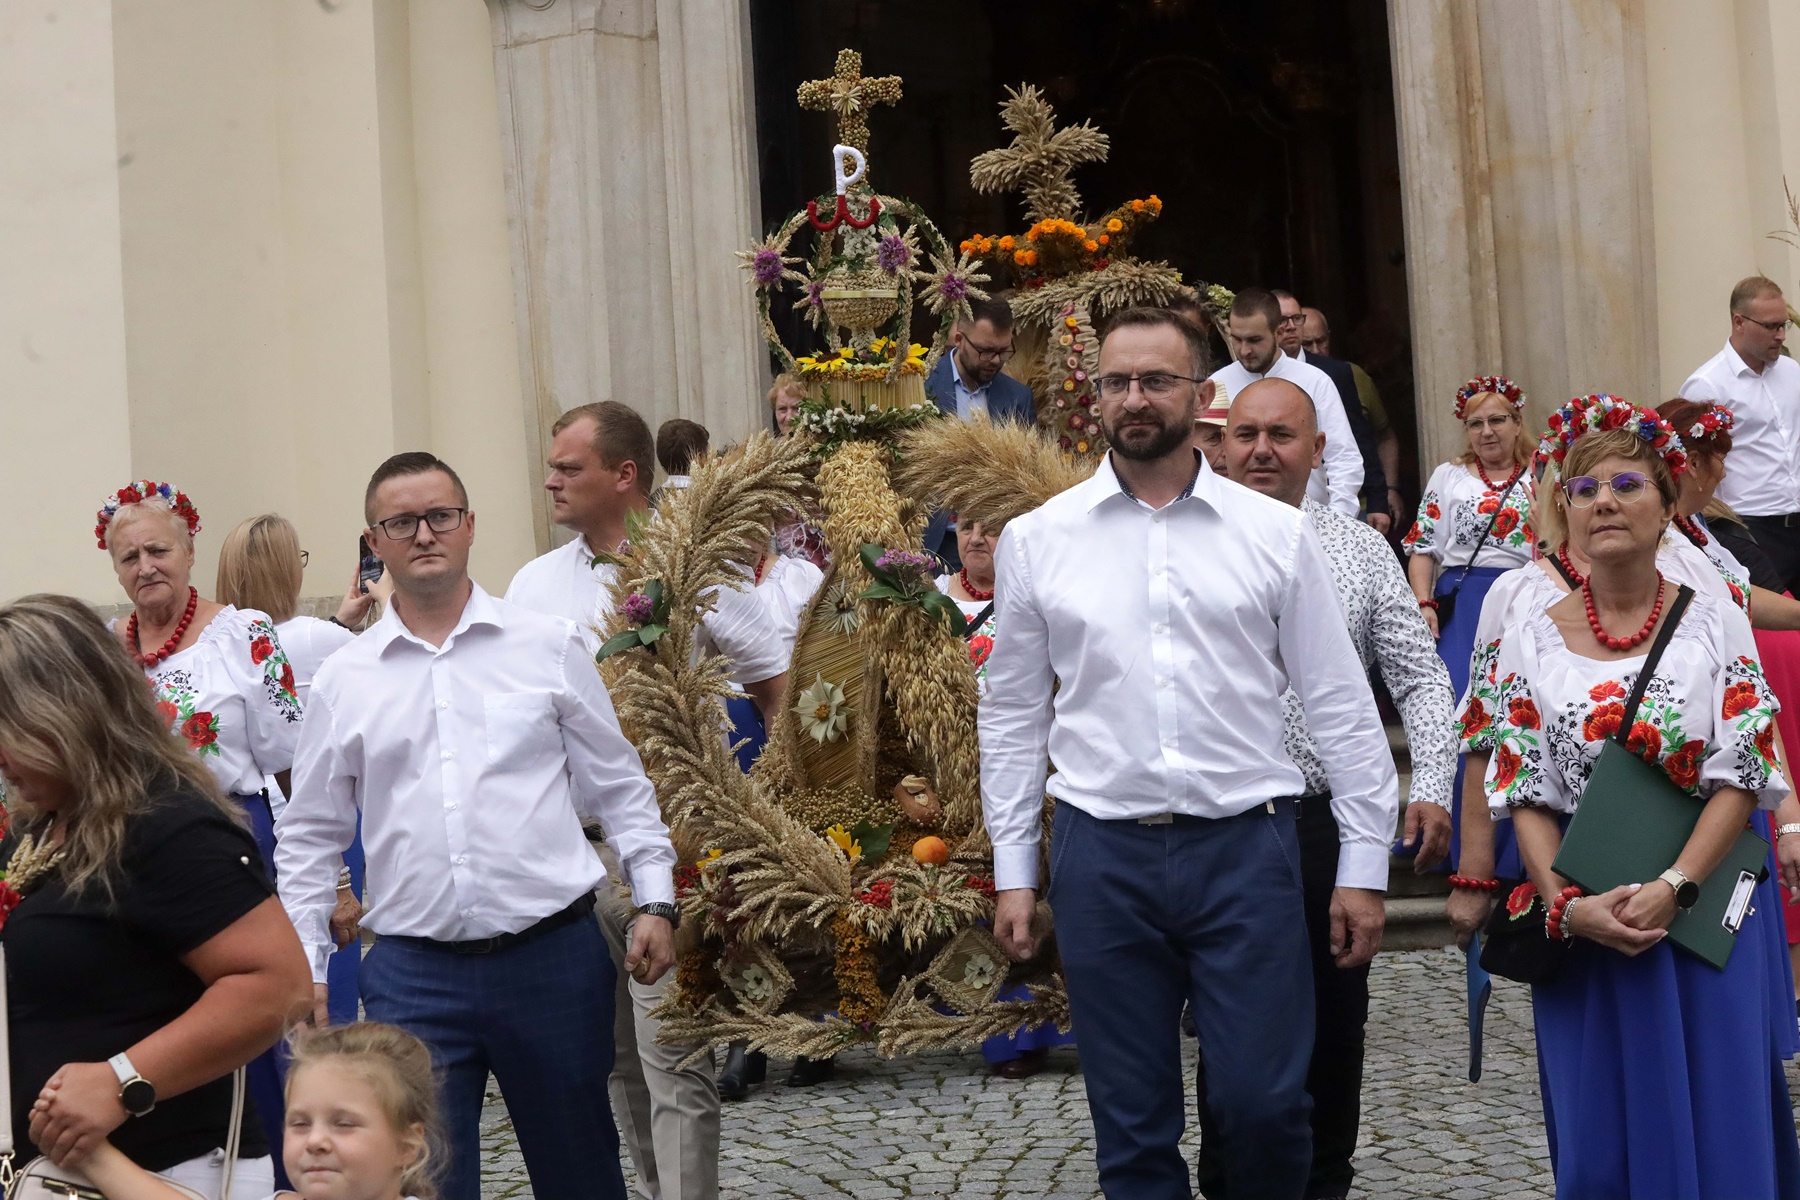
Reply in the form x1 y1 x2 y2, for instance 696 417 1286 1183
1613 585 1695 744
1440 471 1521 615
1546 552 1579 589
962 601 995 639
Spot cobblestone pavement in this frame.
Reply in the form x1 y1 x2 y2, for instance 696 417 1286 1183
475 946 1800 1197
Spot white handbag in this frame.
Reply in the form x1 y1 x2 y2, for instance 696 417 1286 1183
0 946 244 1200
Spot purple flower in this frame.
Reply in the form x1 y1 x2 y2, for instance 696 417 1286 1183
752 248 785 287
804 280 824 308
623 592 655 625
874 548 940 581
938 273 969 303
876 234 911 274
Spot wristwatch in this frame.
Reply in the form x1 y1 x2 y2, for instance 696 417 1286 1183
1658 867 1700 911
108 1052 157 1118
636 901 680 930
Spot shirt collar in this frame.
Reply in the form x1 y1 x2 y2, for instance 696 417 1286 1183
949 354 986 396
1082 449 1214 512
369 581 505 656
1725 340 1760 377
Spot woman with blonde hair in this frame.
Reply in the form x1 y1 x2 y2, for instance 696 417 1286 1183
215 514 373 1026
0 594 312 1199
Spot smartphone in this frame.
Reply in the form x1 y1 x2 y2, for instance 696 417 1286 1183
357 534 385 594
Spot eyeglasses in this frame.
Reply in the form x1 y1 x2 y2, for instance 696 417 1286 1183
1096 372 1204 399
1464 414 1516 432
1561 471 1652 508
964 338 1014 362
1278 312 1305 327
373 507 467 540
299 550 310 568
1737 313 1791 334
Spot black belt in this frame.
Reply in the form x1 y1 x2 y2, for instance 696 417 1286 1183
1746 512 1800 529
1124 796 1301 826
381 892 596 955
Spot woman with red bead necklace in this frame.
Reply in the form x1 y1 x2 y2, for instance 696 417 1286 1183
1473 415 1800 1196
97 481 303 1185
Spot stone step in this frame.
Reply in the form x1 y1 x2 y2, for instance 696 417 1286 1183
1384 893 1456 951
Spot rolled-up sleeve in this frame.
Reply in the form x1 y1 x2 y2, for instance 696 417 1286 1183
1281 526 1398 889
555 629 676 906
978 523 1056 892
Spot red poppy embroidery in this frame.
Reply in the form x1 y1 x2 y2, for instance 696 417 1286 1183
279 662 297 697
1723 681 1760 719
250 636 274 665
968 634 994 668
1459 698 1489 741
1756 723 1777 765
1625 721 1662 763
1493 744 1523 789
1425 502 1441 520
0 881 20 933
1492 508 1520 538
181 712 218 749
1729 582 1747 611
1589 680 1626 702
1507 696 1540 730
1478 496 1501 515
1583 702 1625 742
1505 880 1540 919
155 699 180 724
1665 739 1705 790
1402 526 1422 546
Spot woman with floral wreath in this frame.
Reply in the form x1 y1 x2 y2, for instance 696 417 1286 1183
96 481 305 1183
1469 402 1800 1197
0 594 311 1199
1403 376 1536 870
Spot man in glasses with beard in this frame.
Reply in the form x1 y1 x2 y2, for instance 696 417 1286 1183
980 308 1397 1200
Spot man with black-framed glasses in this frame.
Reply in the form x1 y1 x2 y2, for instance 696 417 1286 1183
1681 275 1800 591
277 450 677 1200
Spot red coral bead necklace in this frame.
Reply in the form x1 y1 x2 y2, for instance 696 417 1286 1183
1477 461 1520 493
1582 573 1665 652
958 568 994 602
1673 514 1708 547
1555 546 1587 588
127 587 198 668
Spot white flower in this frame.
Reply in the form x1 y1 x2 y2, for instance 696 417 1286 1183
962 953 998 989
795 674 849 743
735 964 773 1002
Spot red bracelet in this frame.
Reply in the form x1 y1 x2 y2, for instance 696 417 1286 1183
1448 875 1501 892
1544 885 1583 941
1418 598 1440 611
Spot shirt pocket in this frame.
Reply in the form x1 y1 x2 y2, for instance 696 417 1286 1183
483 692 560 766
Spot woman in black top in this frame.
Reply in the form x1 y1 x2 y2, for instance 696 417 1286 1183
0 595 311 1199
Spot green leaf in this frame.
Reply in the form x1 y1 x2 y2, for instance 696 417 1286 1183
857 583 908 603
595 629 645 663
859 542 891 582
637 623 667 645
921 591 968 636
851 820 894 863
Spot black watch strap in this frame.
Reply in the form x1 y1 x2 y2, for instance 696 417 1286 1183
636 901 680 929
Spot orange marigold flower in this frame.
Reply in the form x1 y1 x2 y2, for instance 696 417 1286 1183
1130 199 1146 213
1084 240 1099 252
1106 218 1124 233
1098 233 1111 246
1148 194 1163 211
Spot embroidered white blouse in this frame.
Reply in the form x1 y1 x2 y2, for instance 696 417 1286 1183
1403 461 1534 571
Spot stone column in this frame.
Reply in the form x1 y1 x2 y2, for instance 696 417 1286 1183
1388 0 1659 464
486 0 764 549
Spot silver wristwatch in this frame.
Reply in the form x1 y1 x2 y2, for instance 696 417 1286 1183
636 901 680 930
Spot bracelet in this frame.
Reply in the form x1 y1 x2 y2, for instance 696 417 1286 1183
336 866 353 891
1544 884 1583 941
1558 896 1582 940
1417 598 1440 611
329 616 354 630
1779 823 1800 839
1448 875 1501 893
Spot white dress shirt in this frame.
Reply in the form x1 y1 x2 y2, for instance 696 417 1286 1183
1681 341 1800 515
1282 500 1457 809
503 534 787 685
276 584 675 981
950 355 990 420
980 453 1399 894
1209 352 1364 517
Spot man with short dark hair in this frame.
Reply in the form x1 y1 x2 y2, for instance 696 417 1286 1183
653 417 710 509
983 307 1397 1199
1210 289 1364 518
1209 377 1455 1200
1274 291 1390 531
280 451 678 1200
1681 275 1800 590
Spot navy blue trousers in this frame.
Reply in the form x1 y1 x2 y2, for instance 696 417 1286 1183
360 915 624 1200
1050 799 1315 1200
233 793 290 1190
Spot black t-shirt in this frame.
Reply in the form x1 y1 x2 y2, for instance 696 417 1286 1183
1711 519 1787 594
3 785 274 1170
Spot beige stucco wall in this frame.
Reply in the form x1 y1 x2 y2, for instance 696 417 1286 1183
1 0 528 608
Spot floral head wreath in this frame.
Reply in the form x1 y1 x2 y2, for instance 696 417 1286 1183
1454 374 1526 421
1683 403 1734 448
95 480 202 550
1533 393 1688 481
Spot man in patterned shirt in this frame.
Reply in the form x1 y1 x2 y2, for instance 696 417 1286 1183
1202 376 1457 1200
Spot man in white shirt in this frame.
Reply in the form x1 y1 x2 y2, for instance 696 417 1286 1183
1209 287 1364 519
278 451 677 1200
1207 376 1454 1200
984 309 1397 1199
651 416 707 510
1680 274 1800 591
505 402 787 1200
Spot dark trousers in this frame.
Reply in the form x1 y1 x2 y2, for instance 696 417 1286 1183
1050 800 1314 1200
361 916 625 1200
1196 797 1371 1200
233 792 290 1190
1742 514 1800 595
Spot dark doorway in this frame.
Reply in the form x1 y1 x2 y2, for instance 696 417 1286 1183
750 0 1420 498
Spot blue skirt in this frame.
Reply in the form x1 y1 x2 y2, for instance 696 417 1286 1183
1532 901 1800 1198
1435 566 1522 877
232 792 291 1190
980 983 1076 1065
724 696 767 774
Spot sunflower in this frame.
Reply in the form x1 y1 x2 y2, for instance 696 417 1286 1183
825 823 863 865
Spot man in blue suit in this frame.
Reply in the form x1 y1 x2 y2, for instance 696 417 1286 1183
923 296 1037 566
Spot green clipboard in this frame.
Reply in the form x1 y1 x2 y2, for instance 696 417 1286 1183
1552 585 1770 970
